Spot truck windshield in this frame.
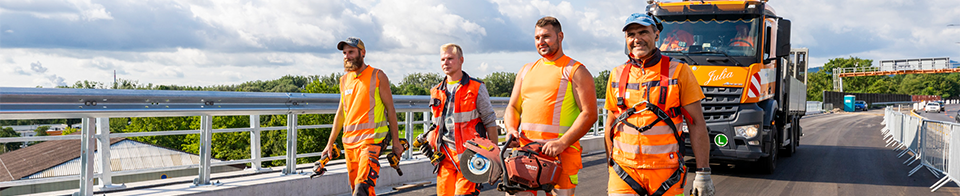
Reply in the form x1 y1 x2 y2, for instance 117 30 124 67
658 19 758 57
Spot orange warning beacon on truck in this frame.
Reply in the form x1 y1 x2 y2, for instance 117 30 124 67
650 0 808 174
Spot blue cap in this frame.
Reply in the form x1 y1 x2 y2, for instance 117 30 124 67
622 13 657 31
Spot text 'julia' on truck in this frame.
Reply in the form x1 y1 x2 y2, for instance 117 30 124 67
649 0 807 174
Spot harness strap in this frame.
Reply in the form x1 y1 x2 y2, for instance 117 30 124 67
610 102 687 195
657 56 670 108
616 60 633 109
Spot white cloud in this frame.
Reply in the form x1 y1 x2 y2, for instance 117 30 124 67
1 0 957 88
370 0 488 54
29 61 47 73
0 0 113 21
12 67 31 76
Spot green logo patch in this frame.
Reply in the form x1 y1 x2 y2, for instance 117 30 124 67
714 134 729 147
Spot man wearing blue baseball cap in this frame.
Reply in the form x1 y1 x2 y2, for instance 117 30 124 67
603 13 715 196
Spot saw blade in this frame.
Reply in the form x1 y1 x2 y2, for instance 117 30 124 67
460 149 492 183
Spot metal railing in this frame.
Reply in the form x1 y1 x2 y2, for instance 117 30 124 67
0 87 607 195
881 107 960 192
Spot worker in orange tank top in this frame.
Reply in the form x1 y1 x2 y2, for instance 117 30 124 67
503 16 598 196
321 37 403 196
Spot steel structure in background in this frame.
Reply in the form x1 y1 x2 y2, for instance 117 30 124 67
882 106 960 192
832 57 959 91
0 87 607 195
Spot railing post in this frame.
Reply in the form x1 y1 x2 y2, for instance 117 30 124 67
195 115 213 186
284 114 298 175
404 112 413 160
594 108 602 136
248 115 266 172
76 117 96 196
96 118 124 190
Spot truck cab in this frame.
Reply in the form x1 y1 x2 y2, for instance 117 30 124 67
650 0 805 174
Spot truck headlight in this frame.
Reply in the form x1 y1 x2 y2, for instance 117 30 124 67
735 124 759 138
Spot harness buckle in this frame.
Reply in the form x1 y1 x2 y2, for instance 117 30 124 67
616 97 626 109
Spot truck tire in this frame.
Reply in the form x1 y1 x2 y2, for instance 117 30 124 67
757 129 778 174
781 126 797 157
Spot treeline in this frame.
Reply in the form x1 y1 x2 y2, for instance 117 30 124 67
806 57 960 101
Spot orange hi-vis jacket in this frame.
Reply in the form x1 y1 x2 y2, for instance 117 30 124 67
608 55 698 169
729 36 755 47
340 66 389 150
516 55 583 151
427 74 487 155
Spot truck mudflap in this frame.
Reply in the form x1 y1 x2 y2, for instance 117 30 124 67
685 103 769 161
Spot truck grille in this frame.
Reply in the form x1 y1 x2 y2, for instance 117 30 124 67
701 87 741 123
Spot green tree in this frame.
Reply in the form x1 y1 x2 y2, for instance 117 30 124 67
481 72 516 97
805 71 832 101
595 70 611 99
122 116 196 151
395 72 443 95
0 127 22 154
33 125 50 136
61 127 80 135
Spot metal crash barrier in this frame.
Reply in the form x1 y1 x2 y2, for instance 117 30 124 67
882 106 960 192
0 87 607 196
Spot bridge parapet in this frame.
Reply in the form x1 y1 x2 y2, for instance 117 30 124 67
0 87 608 196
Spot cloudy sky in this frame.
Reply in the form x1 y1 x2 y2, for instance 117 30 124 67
2 0 959 88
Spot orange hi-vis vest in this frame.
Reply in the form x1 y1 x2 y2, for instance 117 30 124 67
516 55 583 151
610 55 686 169
729 36 755 47
340 66 389 150
427 73 487 155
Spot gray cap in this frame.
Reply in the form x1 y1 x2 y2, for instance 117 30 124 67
337 37 365 50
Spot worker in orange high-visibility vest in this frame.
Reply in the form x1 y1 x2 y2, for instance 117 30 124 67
322 37 403 196
728 24 755 47
503 16 598 196
425 43 500 196
604 13 715 196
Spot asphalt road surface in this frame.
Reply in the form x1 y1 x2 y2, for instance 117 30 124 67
384 109 960 196
918 104 959 123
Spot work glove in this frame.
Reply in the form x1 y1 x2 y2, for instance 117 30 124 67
691 171 715 196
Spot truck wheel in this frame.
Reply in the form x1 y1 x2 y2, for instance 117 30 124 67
781 128 797 157
757 130 778 174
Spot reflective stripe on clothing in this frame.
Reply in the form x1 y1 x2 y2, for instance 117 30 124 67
612 139 679 154
344 121 390 133
451 111 480 123
519 123 570 134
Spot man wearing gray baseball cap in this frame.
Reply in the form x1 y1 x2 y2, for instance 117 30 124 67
323 37 403 196
603 13 715 196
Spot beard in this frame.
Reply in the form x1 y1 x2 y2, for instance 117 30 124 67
343 56 364 71
538 43 558 57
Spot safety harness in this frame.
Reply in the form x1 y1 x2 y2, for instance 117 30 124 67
610 55 688 196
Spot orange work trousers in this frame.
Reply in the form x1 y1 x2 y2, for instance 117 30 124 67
606 166 685 196
345 144 382 196
436 157 479 196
